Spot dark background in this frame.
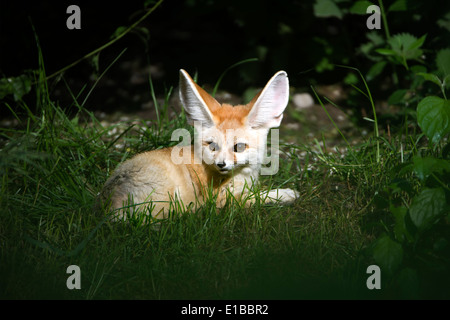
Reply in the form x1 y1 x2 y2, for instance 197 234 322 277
0 0 449 114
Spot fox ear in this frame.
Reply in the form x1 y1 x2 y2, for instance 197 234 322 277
179 69 219 127
246 71 289 129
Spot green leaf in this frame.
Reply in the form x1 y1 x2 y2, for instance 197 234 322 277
417 96 450 144
408 34 427 52
373 235 403 275
344 72 359 85
444 74 450 89
388 0 408 11
313 0 343 19
387 33 426 64
436 48 450 78
437 12 450 32
397 163 414 177
90 53 100 74
375 48 396 56
111 26 127 39
413 155 450 181
409 188 447 232
390 205 413 242
410 64 427 74
144 0 157 7
416 72 443 88
388 89 407 105
388 178 413 195
366 61 387 81
366 32 385 46
0 74 32 101
349 1 374 14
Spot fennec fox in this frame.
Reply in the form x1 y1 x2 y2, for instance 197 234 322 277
100 69 299 220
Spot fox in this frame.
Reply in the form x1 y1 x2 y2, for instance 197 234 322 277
100 69 299 220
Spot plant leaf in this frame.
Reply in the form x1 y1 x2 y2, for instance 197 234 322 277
373 234 403 275
367 61 387 81
390 205 413 243
0 74 32 101
444 74 450 89
413 155 450 181
417 96 450 144
313 0 343 19
409 188 447 232
349 1 374 15
111 26 127 39
388 89 408 105
388 33 425 61
375 48 396 56
388 0 408 11
436 48 450 78
408 34 427 51
416 72 442 88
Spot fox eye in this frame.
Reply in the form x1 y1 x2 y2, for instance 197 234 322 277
208 142 219 151
234 143 247 153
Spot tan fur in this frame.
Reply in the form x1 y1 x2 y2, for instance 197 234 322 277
100 145 231 219
99 70 299 220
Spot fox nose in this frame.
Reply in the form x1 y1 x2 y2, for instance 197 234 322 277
216 162 226 169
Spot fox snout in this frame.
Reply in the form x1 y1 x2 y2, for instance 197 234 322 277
214 158 234 174
202 133 255 174
206 145 238 174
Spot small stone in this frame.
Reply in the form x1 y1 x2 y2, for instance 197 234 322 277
293 93 314 110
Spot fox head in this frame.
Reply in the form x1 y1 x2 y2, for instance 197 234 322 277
179 69 289 175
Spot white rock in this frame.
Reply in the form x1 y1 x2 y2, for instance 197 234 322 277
292 93 314 110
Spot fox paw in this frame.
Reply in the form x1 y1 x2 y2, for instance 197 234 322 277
267 188 299 205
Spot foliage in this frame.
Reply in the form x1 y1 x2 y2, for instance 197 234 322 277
0 74 32 101
313 0 450 297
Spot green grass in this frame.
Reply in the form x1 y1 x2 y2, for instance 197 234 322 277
2 56 449 299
